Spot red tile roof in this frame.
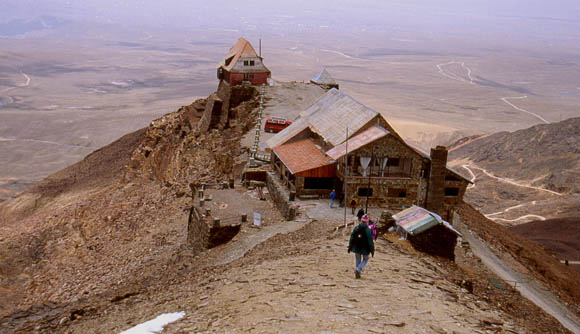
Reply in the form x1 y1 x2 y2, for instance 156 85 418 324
273 139 334 174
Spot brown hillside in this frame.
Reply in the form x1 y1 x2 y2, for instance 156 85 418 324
510 217 580 265
449 117 580 194
0 86 259 324
456 202 580 313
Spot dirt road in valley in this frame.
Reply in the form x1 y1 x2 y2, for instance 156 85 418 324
500 96 550 124
455 216 580 334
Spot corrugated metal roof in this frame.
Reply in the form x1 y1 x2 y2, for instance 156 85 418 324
326 125 390 160
298 90 378 147
272 138 334 175
268 89 379 149
393 205 462 236
311 68 337 85
219 38 260 71
266 117 310 149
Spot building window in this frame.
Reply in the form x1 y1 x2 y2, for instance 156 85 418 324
388 188 407 198
304 177 334 190
445 187 459 196
386 158 400 167
243 60 249 66
250 60 255 66
243 73 255 80
358 187 373 197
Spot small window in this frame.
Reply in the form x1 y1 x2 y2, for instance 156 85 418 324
387 158 400 167
388 188 407 198
250 60 255 66
358 188 373 197
445 187 459 196
243 60 249 66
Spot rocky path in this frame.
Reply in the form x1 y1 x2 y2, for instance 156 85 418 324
206 219 307 267
158 223 524 334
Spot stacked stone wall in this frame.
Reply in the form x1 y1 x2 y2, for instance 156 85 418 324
266 172 297 220
187 206 209 254
426 146 448 215
341 134 428 209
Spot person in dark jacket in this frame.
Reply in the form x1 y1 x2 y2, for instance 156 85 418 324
356 207 365 221
348 214 375 278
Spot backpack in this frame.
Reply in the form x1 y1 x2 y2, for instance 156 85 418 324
353 225 368 249
368 221 377 241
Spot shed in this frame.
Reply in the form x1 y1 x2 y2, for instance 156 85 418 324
393 205 461 260
310 68 339 89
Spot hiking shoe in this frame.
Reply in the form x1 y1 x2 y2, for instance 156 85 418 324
355 270 361 279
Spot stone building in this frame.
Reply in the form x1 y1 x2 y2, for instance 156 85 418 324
217 37 271 86
266 88 470 219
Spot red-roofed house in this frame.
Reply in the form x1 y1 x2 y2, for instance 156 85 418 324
267 89 471 218
217 38 271 86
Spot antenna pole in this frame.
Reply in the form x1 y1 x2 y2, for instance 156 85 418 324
344 127 348 226
259 38 262 58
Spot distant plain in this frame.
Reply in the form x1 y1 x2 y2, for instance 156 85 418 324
1 18 580 199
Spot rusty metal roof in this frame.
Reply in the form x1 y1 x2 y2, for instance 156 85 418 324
272 138 334 175
266 88 378 148
219 37 260 71
326 125 390 160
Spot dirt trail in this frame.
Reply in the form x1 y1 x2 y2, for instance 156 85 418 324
205 219 307 267
501 96 550 124
455 216 580 334
163 224 526 334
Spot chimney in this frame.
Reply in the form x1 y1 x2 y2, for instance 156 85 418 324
426 145 448 215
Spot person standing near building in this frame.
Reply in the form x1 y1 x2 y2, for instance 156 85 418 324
348 214 375 278
330 189 336 208
356 207 365 221
349 197 358 215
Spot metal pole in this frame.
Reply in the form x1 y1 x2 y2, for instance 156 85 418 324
343 128 348 225
365 145 374 213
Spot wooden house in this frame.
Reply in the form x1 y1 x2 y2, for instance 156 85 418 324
266 88 470 219
217 38 271 86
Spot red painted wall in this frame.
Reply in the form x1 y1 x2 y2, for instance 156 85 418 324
227 72 269 86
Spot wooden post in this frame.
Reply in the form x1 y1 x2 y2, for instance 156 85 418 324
241 213 247 222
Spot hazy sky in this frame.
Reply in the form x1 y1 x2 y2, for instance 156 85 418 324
1 0 579 48
2 0 579 27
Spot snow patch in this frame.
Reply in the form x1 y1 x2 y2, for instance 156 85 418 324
120 312 185 334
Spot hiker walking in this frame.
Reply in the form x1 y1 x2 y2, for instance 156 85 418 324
349 197 358 215
356 207 365 221
329 189 336 208
348 214 375 278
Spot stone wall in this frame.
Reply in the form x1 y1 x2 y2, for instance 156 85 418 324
339 134 428 209
266 171 297 220
198 93 223 133
216 80 258 129
187 206 209 254
426 146 448 216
